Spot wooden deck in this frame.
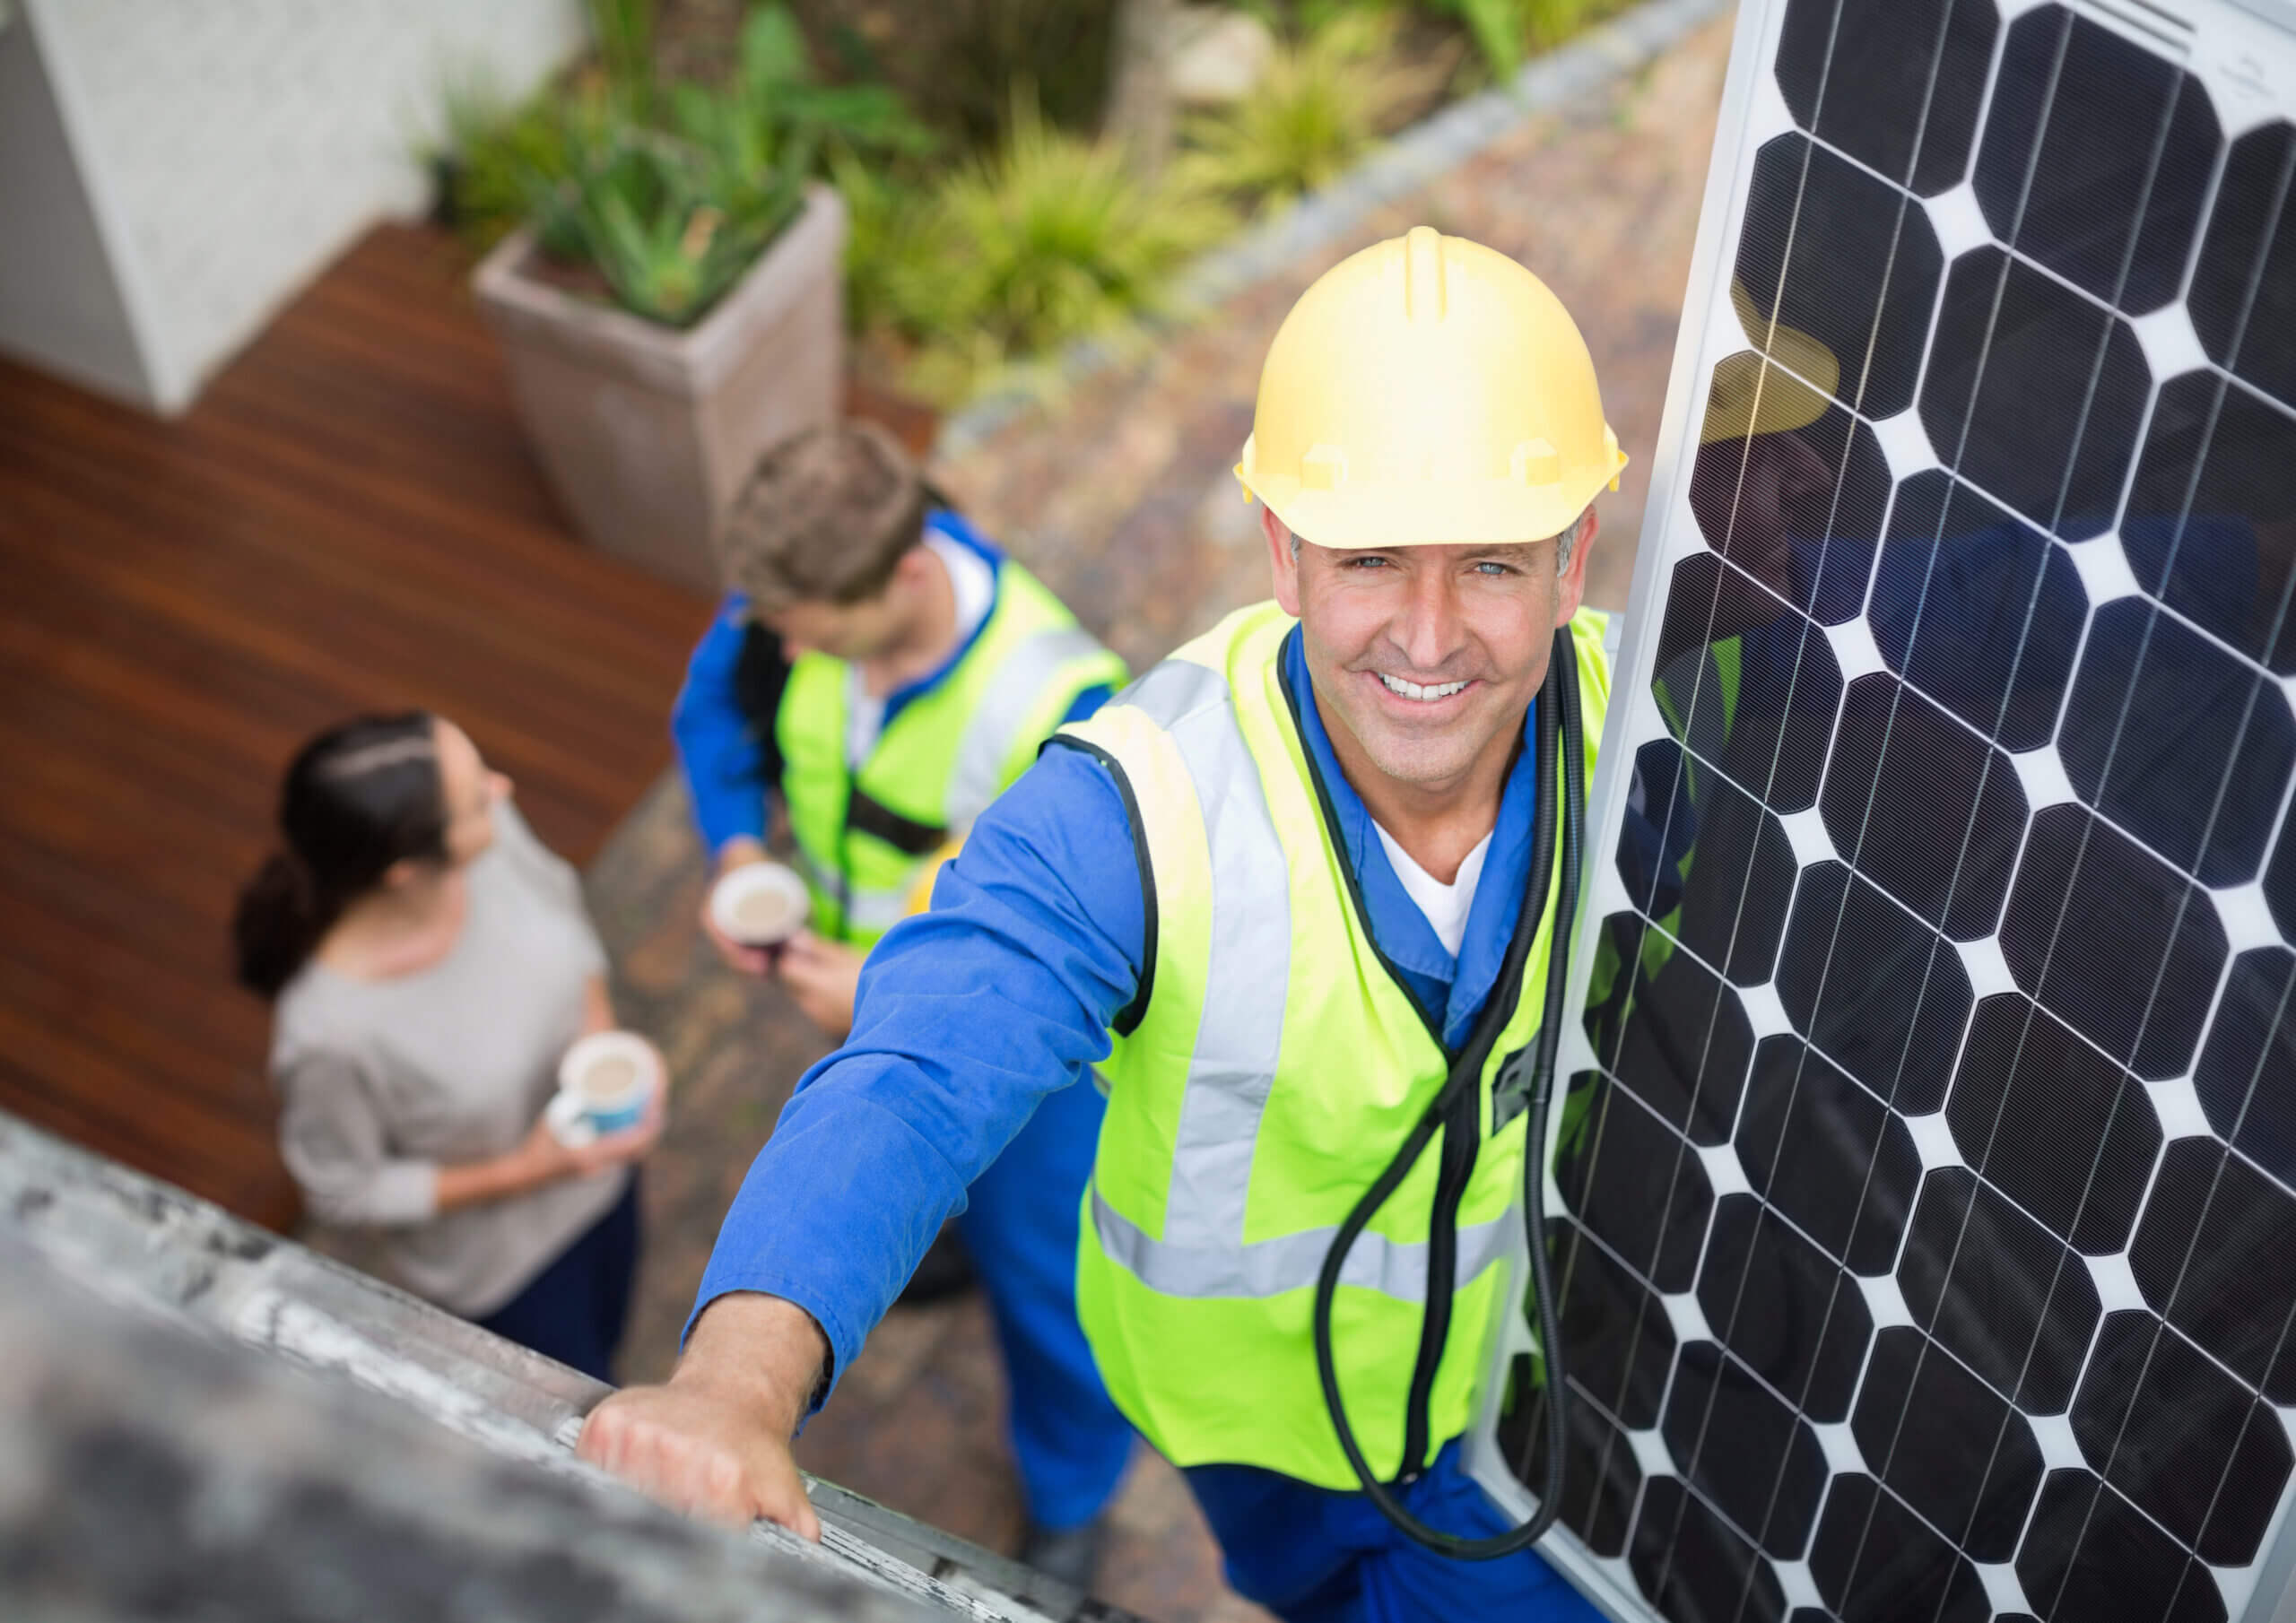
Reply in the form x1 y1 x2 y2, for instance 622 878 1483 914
0 224 720 1229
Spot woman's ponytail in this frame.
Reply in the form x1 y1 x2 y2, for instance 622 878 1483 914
231 851 329 999
230 714 447 1001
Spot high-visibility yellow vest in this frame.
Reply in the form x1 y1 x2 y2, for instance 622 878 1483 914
1056 601 1609 1487
778 559 1127 944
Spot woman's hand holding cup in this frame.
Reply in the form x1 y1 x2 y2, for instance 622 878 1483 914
516 1091 662 1185
524 1031 667 1185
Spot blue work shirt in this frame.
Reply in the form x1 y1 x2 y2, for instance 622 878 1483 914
692 622 1569 1404
668 511 1113 856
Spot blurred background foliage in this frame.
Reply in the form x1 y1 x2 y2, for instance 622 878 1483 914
433 0 1625 398
1177 11 1448 207
865 89 1235 402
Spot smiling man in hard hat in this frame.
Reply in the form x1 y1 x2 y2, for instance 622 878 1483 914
579 228 1616 1622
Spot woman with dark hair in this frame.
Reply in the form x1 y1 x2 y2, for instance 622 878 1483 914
235 712 662 1382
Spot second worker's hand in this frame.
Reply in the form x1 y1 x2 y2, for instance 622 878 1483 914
776 931 862 1041
575 1293 828 1537
702 839 778 978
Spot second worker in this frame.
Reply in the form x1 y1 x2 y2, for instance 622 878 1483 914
669 422 1134 1581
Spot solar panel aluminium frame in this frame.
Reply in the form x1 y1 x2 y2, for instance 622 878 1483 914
1461 2 2296 1620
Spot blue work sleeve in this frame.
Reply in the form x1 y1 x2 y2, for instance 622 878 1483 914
671 597 772 855
687 742 1147 1406
1061 681 1116 725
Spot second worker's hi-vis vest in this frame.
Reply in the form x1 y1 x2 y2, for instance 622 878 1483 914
778 552 1127 944
1055 601 1610 1488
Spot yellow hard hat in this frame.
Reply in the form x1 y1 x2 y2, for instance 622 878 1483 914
1235 225 1627 549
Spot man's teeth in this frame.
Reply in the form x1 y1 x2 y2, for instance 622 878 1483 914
1378 673 1467 702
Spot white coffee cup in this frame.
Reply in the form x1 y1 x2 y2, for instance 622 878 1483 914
708 860 810 948
549 1030 661 1146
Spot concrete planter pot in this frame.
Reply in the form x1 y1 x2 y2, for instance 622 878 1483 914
473 184 848 594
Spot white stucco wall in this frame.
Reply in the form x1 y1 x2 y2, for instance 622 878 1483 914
12 0 587 412
0 17 148 404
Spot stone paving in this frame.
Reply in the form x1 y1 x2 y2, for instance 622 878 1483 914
588 15 1733 1619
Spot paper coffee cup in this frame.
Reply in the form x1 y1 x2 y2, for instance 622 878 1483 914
554 1030 660 1141
709 861 810 947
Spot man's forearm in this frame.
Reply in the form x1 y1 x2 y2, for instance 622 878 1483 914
683 747 1144 1418
673 1292 829 1438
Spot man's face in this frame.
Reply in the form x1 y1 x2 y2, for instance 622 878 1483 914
759 590 905 664
1267 505 1592 794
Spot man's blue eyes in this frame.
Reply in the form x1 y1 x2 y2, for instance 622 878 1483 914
1344 558 1515 576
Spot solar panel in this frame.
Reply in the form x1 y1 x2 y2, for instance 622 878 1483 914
1465 3 2296 1619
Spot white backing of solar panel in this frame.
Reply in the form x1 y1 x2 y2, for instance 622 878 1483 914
1463 2 2296 1620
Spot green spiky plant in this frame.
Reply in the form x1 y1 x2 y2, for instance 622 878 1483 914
1178 10 1445 208
1425 0 1621 79
527 118 807 325
883 89 1234 401
447 3 929 326
827 146 933 341
587 0 656 114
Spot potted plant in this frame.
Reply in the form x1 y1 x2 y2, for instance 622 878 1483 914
471 5 925 592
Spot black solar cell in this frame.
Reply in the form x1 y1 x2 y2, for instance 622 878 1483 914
1775 864 1972 1112
1897 1166 2102 1418
2072 1309 2290 1564
2191 123 2296 411
1700 1194 1874 1422
1810 1471 1994 1623
1557 1070 1717 1293
1738 136 1944 419
2192 948 2296 1189
1820 674 2028 940
1851 1326 2042 1561
1946 994 2163 1254
1976 8 2219 314
2059 600 2296 884
2018 1471 2227 1623
1632 1474 1790 1622
1498 1350 1645 1555
1736 1035 1923 1275
1870 471 2089 751
1775 0 1996 195
1663 1339 1832 1558
2128 1137 2296 1404
1919 248 2151 537
2123 374 2296 676
1999 805 2227 1076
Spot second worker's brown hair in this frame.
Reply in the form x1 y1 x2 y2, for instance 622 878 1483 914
718 421 928 611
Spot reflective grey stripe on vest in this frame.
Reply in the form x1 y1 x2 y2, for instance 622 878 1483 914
795 848 911 933
1120 660 1292 1262
1091 1187 1514 1301
1099 656 1506 1305
946 625 1114 827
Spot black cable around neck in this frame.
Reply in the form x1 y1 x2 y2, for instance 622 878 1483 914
1312 626 1586 1560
